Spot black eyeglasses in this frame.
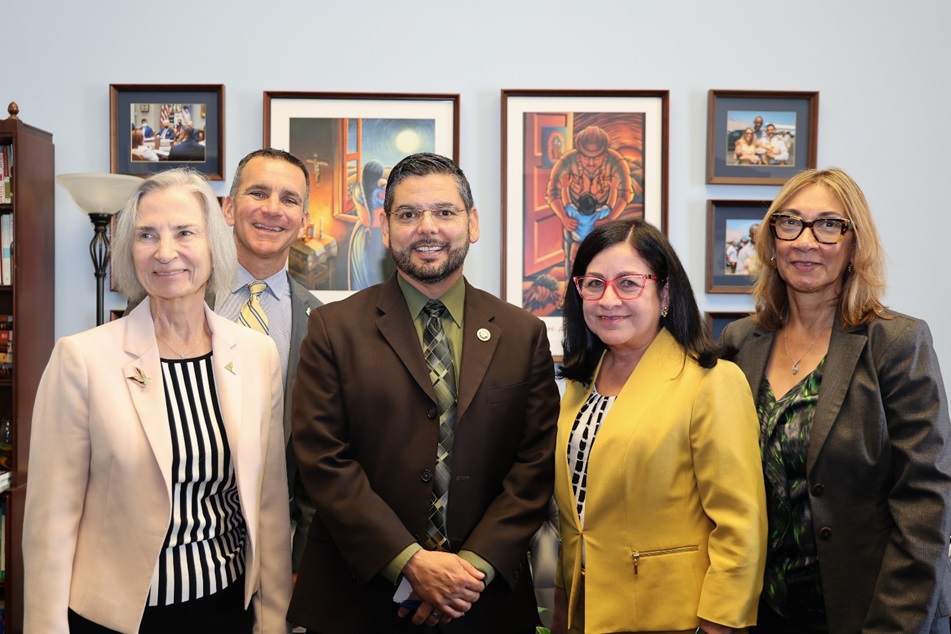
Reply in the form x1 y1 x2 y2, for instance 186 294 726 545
769 213 851 245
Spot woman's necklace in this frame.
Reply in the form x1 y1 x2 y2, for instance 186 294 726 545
155 332 202 359
783 326 827 375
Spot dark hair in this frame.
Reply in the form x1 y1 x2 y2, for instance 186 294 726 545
560 218 720 383
383 153 473 214
362 159 385 202
229 148 311 211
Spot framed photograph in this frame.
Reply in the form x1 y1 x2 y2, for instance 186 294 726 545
707 199 771 294
110 84 225 180
264 91 459 304
502 89 669 358
705 311 749 340
706 90 818 185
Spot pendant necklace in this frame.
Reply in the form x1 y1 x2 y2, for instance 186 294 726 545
783 326 827 375
156 332 201 359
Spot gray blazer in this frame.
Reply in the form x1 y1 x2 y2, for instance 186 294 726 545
722 311 951 633
285 275 321 569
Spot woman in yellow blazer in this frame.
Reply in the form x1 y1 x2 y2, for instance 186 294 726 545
24 169 292 633
551 219 766 634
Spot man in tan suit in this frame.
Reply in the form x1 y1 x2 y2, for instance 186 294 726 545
289 153 558 633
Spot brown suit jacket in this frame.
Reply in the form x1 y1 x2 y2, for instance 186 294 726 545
289 275 559 633
722 311 951 633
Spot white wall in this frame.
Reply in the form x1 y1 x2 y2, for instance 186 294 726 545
7 0 951 390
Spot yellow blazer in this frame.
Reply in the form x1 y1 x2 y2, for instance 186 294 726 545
555 329 766 632
23 300 292 633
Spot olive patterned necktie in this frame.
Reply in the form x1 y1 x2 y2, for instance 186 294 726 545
422 299 457 551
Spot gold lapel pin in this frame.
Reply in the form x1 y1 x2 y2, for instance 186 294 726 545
127 367 150 388
477 328 491 342
225 362 236 375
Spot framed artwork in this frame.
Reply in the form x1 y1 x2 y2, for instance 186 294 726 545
502 89 669 358
706 90 818 185
110 84 225 180
704 311 749 340
707 199 771 294
264 91 459 304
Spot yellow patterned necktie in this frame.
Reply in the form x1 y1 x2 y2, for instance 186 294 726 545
237 280 269 334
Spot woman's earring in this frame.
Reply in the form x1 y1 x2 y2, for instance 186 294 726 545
847 261 854 274
770 255 776 263
661 306 669 318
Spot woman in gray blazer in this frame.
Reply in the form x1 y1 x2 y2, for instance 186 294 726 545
721 168 951 633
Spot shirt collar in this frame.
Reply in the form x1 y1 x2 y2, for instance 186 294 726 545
397 275 466 328
233 264 288 299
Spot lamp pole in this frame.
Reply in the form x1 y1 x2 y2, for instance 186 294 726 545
87 212 112 326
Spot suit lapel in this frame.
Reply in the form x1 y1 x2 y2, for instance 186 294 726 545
736 324 774 393
457 286 499 424
375 277 437 402
122 299 173 496
207 307 243 470
807 320 866 471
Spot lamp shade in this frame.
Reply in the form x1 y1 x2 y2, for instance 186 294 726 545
56 173 143 216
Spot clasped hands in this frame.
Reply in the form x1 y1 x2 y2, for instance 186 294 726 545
397 549 486 626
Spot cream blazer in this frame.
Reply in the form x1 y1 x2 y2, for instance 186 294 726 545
23 300 292 633
554 329 767 632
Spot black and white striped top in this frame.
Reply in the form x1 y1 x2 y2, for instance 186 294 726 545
147 353 247 606
568 386 616 528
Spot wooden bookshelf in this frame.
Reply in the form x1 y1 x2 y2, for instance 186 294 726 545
0 102 55 634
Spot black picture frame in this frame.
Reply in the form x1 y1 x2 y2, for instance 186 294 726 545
705 311 749 340
706 90 818 185
707 199 771 293
110 84 225 180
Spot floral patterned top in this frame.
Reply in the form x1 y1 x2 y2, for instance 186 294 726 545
758 358 828 625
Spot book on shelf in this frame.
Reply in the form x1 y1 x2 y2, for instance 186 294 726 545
0 471 9 492
0 214 10 285
0 145 10 204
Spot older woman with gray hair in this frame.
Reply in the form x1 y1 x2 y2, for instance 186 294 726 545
24 168 292 633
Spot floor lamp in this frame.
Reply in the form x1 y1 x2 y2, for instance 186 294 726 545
56 173 142 326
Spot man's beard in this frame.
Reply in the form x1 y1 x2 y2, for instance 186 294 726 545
388 236 470 285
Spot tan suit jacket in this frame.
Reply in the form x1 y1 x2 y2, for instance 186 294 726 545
555 329 767 632
288 275 559 633
23 300 292 633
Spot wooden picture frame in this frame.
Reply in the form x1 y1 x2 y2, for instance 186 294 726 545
110 84 225 180
706 90 818 185
705 311 749 340
706 199 771 294
501 89 669 358
264 91 460 305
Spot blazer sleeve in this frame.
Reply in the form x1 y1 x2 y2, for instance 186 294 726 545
863 318 951 630
692 362 768 628
252 340 294 634
23 337 93 633
456 320 559 587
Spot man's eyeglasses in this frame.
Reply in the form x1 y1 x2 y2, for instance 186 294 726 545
573 274 659 301
387 207 466 227
769 213 851 245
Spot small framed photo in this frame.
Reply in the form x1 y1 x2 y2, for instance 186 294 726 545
706 90 818 185
502 89 669 358
264 91 459 305
110 84 225 180
707 199 771 294
705 311 749 340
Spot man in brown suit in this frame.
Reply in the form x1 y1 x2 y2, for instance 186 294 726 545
289 153 558 633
